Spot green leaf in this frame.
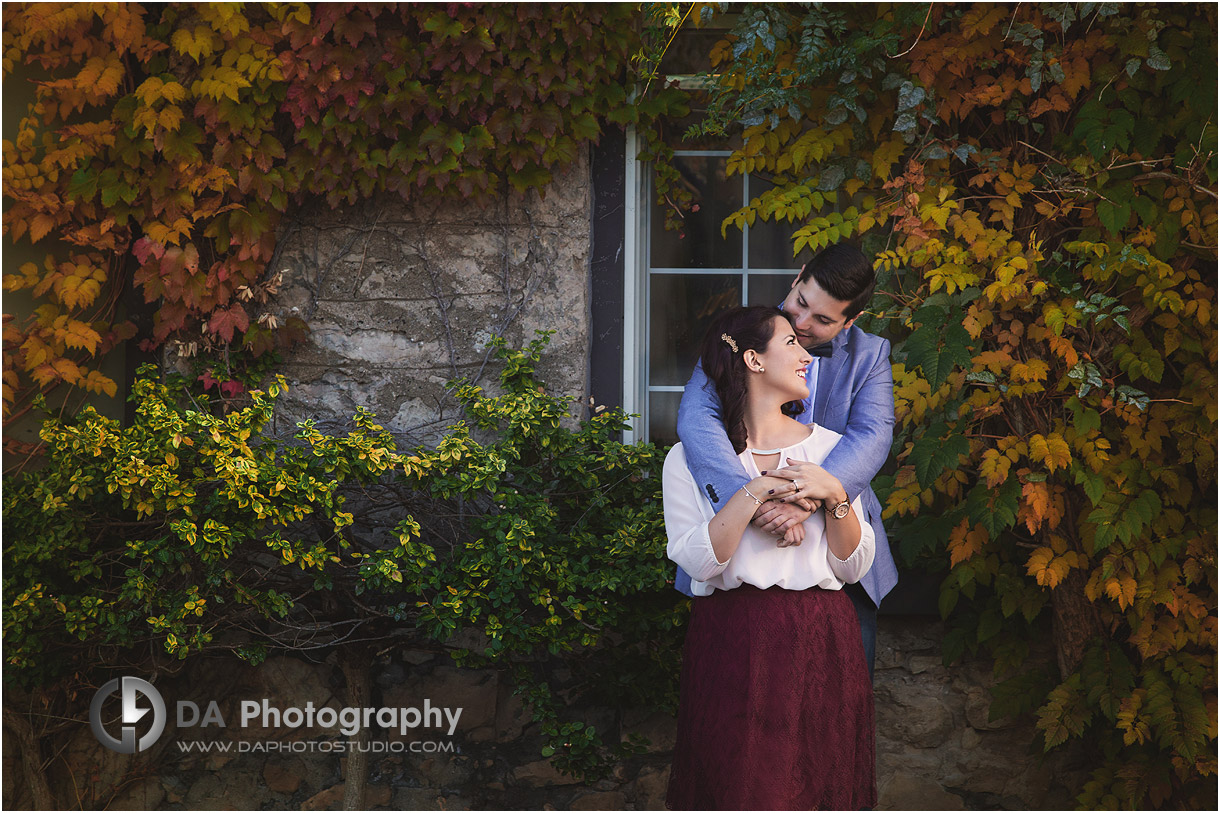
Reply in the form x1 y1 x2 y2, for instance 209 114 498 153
911 423 970 489
1146 45 1171 71
1074 468 1105 506
1096 200 1130 235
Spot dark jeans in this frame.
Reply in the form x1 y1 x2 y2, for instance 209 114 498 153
844 581 877 682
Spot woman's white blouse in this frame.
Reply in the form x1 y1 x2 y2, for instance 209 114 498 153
663 425 875 596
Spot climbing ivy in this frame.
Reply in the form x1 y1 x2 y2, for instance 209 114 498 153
653 2 1217 807
2 2 685 457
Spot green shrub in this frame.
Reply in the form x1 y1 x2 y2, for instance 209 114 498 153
3 333 683 779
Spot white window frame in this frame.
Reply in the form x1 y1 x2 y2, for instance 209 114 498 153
621 128 800 445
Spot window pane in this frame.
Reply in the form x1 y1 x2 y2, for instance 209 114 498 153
650 156 743 269
649 274 741 386
746 274 796 309
657 108 743 152
648 391 681 447
747 174 797 270
658 29 723 76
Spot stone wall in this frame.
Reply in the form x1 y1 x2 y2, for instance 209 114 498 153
264 148 594 447
2 617 1083 811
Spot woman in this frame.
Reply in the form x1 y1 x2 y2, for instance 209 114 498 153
664 305 877 810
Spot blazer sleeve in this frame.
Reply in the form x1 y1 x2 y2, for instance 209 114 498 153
819 336 895 502
676 360 751 511
662 445 732 583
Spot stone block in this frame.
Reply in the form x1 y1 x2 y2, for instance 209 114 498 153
906 654 943 675
301 783 344 810
263 759 302 794
416 754 476 788
298 782 390 810
511 758 582 788
393 787 472 810
184 774 231 809
387 666 499 741
620 709 677 753
495 680 531 742
877 772 965 810
965 687 1016 730
627 765 670 810
107 776 166 810
571 790 627 810
875 674 956 749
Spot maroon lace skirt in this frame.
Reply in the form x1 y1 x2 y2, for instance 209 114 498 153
666 585 877 811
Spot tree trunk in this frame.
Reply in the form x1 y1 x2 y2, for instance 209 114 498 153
1051 568 1106 679
3 705 56 810
340 649 372 811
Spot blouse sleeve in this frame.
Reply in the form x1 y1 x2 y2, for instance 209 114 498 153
825 493 876 585
662 445 731 583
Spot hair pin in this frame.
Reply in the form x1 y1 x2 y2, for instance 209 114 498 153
721 333 738 353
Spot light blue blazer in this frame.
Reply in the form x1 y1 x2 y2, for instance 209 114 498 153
674 324 899 607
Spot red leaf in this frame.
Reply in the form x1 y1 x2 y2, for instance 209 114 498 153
208 304 249 344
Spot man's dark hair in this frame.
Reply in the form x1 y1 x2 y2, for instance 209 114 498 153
796 242 876 319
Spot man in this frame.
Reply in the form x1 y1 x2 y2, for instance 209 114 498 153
674 242 898 676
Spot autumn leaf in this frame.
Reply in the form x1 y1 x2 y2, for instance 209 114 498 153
208 303 249 343
949 519 987 567
1027 546 1071 589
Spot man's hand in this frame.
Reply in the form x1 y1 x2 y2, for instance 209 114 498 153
779 521 805 548
752 499 812 536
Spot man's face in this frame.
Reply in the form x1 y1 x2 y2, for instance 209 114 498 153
781 272 857 349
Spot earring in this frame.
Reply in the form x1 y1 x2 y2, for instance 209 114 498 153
757 366 765 373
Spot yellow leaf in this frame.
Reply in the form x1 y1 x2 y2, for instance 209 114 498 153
1104 576 1138 610
134 76 164 105
1043 433 1072 472
83 370 118 398
159 105 184 132
1010 359 1049 382
51 357 83 384
62 320 102 354
871 137 906 182
979 448 1011 488
1028 434 1050 467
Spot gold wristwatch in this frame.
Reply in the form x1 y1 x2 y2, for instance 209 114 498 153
827 499 851 519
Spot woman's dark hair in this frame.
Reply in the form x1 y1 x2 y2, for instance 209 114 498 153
699 305 803 455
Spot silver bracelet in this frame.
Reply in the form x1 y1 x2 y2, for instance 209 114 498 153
740 484 764 506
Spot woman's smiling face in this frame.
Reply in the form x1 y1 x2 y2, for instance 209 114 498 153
749 315 814 401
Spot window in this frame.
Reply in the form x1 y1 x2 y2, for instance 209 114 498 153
640 152 804 446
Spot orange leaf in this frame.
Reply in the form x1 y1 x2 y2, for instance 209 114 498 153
949 520 987 567
51 357 83 384
29 213 56 243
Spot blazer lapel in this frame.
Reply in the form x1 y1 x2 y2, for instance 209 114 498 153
813 330 850 425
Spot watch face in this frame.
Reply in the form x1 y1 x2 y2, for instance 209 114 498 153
833 501 850 519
